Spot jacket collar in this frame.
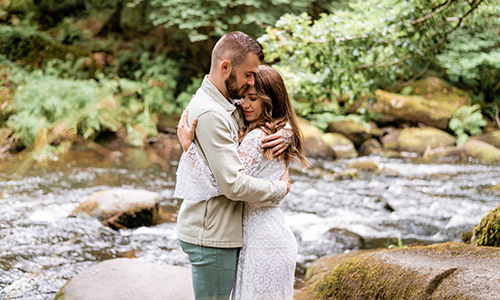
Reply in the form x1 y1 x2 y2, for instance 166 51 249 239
201 75 238 113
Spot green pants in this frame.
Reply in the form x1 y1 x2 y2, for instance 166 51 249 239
178 239 239 300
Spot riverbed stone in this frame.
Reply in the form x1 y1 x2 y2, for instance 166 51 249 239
370 89 456 129
462 139 500 164
402 77 471 107
473 130 500 149
295 241 500 300
322 132 357 159
398 127 456 154
358 138 382 156
72 188 161 229
54 258 194 300
473 203 500 247
326 119 379 147
297 118 335 160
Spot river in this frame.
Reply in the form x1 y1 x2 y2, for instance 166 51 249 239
1 147 499 299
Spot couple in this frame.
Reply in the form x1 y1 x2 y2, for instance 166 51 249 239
174 31 307 300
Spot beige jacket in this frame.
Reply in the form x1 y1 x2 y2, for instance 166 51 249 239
176 76 287 248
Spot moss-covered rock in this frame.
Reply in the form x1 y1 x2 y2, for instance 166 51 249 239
322 132 357 159
297 118 335 160
370 89 457 129
462 139 500 164
473 203 500 247
358 138 382 156
326 119 378 147
402 77 471 107
474 130 500 149
297 242 500 300
398 127 456 154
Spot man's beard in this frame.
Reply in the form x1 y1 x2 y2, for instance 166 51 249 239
225 70 247 99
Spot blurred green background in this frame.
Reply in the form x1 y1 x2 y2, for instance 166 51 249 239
0 0 498 160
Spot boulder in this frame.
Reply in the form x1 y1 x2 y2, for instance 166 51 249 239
358 138 382 156
473 203 500 247
360 89 457 129
397 127 456 154
473 130 500 149
326 119 379 147
72 189 161 229
462 139 500 164
296 242 500 300
322 132 357 159
423 145 466 162
402 77 471 107
380 126 401 151
297 118 335 160
54 258 194 300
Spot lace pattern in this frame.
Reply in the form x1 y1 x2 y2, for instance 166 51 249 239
173 143 222 201
174 129 296 299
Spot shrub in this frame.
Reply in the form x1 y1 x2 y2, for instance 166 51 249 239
448 104 487 146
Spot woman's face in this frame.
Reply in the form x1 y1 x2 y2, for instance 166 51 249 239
241 86 264 122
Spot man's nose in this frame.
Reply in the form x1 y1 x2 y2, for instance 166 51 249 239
247 76 254 87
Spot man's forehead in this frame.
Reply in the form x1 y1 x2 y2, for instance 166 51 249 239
237 53 259 73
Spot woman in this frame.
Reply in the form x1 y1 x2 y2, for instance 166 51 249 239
175 65 307 299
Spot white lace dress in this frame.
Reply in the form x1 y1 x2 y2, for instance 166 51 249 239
174 129 297 300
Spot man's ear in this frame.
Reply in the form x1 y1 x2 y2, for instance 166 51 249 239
220 60 231 75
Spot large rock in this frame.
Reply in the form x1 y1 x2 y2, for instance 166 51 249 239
352 90 458 129
72 189 161 229
322 133 358 159
296 242 500 300
473 203 500 247
297 118 335 160
326 119 379 147
397 127 456 154
54 258 194 300
402 77 471 107
381 127 456 154
473 130 500 149
462 139 500 164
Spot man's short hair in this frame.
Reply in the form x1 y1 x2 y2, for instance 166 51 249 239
211 31 264 70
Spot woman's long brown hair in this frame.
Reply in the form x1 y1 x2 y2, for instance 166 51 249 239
239 65 307 167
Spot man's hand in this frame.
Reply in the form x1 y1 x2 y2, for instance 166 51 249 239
177 109 198 152
280 167 291 194
260 122 293 157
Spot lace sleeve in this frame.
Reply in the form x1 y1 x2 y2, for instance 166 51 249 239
173 143 222 201
237 129 265 177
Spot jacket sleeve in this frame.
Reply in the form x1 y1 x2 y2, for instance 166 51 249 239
194 111 287 204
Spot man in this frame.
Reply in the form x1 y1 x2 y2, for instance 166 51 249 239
176 31 291 299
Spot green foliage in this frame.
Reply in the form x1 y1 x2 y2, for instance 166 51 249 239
449 104 487 146
436 2 500 118
175 77 203 112
259 0 488 120
387 234 406 249
146 0 317 42
0 25 52 62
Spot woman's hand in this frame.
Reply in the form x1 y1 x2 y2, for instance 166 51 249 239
260 122 293 157
177 109 198 152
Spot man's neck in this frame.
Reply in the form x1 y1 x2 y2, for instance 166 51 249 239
207 74 230 101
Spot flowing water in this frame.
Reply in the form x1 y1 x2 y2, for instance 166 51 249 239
1 147 499 299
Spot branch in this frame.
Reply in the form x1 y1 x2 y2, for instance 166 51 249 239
355 0 484 71
496 105 500 129
410 0 453 25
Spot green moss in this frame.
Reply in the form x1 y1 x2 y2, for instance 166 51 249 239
473 204 500 247
311 253 429 299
